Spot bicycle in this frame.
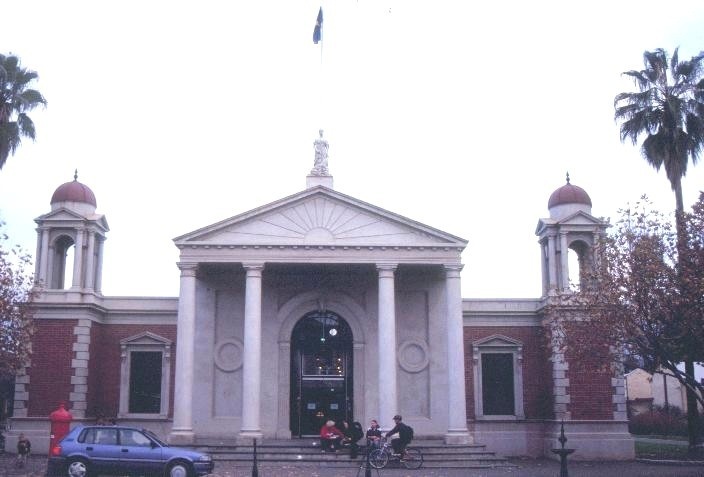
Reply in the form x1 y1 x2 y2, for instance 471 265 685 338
368 437 423 469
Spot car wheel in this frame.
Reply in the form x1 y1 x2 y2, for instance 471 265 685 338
167 461 192 477
66 459 90 477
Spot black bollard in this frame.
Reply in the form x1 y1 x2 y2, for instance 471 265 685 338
251 438 259 477
365 444 372 477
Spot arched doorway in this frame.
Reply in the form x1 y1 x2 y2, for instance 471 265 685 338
290 311 353 436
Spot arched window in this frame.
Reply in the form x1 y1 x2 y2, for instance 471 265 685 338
568 240 592 291
51 235 75 289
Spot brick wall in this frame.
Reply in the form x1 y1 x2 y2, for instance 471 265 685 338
88 324 177 419
566 345 613 420
464 326 552 420
28 320 76 416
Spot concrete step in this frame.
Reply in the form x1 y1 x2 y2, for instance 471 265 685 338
188 439 514 469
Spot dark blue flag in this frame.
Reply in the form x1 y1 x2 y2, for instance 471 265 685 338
313 7 323 44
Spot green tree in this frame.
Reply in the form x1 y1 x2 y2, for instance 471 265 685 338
0 224 37 379
615 48 704 213
615 48 704 452
556 197 704 452
0 53 47 170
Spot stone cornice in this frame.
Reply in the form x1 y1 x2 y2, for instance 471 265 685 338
176 243 465 252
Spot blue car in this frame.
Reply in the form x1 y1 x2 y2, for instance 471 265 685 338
48 425 214 477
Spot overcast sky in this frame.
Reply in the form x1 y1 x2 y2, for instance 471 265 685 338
1 1 704 299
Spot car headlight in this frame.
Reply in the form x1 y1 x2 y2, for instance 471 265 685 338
197 455 212 462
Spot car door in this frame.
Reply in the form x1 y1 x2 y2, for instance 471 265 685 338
80 427 120 475
118 428 163 475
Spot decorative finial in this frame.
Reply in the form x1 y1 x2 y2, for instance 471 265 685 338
558 420 568 448
565 172 570 184
74 169 78 181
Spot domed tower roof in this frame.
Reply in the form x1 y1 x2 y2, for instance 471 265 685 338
50 170 97 215
548 173 592 219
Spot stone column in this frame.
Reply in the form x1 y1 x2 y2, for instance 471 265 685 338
377 264 397 427
71 228 84 289
95 239 104 293
547 233 557 293
84 230 96 291
39 228 50 286
239 263 264 441
170 263 198 444
444 265 472 444
559 232 569 291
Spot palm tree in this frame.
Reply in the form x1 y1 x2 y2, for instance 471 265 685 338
0 53 47 170
614 48 704 213
615 48 704 452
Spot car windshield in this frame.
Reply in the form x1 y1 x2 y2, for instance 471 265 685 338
142 429 168 447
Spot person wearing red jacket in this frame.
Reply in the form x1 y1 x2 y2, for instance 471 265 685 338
319 420 344 452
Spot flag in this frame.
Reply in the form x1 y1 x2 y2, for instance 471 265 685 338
313 7 323 44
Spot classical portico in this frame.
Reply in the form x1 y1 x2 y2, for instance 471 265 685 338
167 177 472 444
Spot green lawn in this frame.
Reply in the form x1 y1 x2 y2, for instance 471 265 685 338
635 441 697 460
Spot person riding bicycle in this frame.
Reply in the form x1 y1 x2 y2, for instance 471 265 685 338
385 414 413 457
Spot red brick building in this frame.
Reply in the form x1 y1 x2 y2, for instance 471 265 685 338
6 172 633 459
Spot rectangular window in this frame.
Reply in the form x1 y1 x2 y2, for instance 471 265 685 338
481 353 515 415
128 351 162 414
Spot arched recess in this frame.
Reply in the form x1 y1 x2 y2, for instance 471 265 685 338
275 291 367 438
51 235 75 289
567 239 593 290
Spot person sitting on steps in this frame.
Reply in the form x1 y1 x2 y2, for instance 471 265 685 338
319 420 344 452
366 419 382 449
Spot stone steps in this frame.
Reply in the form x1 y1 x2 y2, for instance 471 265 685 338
190 439 514 469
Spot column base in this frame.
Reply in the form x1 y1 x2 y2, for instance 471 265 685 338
237 431 264 445
168 429 195 445
444 429 473 445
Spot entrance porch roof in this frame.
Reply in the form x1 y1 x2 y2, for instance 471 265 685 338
173 186 466 266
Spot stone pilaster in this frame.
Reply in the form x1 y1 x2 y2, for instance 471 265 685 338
612 360 627 420
12 369 30 418
70 319 92 418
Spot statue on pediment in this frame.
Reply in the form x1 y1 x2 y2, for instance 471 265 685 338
312 129 330 176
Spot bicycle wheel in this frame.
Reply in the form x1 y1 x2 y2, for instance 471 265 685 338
368 448 389 469
401 447 423 469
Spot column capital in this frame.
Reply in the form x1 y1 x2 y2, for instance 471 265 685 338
376 263 397 274
443 264 464 275
177 263 198 276
243 263 264 278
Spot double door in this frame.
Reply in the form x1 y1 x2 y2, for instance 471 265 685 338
290 312 353 436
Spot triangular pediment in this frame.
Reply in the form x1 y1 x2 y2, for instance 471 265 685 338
120 331 172 347
175 186 467 248
35 208 109 231
535 211 606 235
473 334 523 348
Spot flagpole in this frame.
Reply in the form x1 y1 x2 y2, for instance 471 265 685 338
314 4 325 138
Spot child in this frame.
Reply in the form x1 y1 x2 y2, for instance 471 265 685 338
16 433 31 468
